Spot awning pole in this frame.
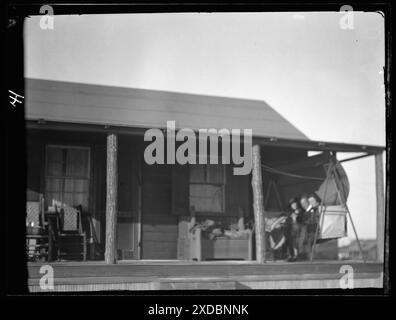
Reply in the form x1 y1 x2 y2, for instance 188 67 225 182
310 161 333 262
375 152 385 263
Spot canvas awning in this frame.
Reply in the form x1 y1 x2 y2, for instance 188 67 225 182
316 160 350 205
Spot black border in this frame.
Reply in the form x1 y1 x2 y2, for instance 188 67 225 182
2 0 393 307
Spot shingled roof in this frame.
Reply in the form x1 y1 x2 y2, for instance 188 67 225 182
25 78 308 140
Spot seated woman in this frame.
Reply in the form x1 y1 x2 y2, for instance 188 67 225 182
265 214 287 260
285 197 303 262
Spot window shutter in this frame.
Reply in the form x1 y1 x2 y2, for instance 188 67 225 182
225 165 250 216
172 163 190 215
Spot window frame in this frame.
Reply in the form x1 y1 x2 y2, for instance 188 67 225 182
44 144 91 209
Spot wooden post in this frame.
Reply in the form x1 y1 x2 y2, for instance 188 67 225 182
137 150 143 260
251 144 266 263
105 133 118 264
375 152 385 263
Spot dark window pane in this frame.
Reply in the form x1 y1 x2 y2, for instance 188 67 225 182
64 179 74 192
47 162 63 176
189 164 206 183
46 147 63 163
190 184 223 213
66 149 89 177
46 178 62 192
74 179 88 193
207 164 224 184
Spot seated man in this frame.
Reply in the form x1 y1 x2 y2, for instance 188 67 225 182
297 194 310 260
285 197 304 262
305 193 322 259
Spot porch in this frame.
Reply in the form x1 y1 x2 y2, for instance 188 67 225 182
26 125 385 265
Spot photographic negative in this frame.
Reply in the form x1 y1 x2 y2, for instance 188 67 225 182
5 4 389 296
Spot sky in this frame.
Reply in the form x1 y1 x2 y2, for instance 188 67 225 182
24 12 386 243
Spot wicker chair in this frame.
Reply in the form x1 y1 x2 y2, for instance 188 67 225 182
52 204 87 261
26 194 49 261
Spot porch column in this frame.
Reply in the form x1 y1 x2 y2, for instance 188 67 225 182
105 133 118 264
251 144 266 263
375 152 385 263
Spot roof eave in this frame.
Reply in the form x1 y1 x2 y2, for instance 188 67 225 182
26 119 385 154
252 136 385 154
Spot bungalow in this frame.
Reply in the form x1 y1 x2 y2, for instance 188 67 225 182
25 78 386 290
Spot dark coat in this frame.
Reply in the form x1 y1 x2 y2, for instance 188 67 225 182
303 206 320 233
286 209 304 226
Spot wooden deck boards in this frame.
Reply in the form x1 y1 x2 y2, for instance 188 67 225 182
28 260 382 277
27 260 383 291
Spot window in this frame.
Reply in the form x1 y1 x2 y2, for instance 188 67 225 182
189 164 225 213
45 145 90 211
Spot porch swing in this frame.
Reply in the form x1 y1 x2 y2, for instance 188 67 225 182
261 152 365 262
311 155 365 262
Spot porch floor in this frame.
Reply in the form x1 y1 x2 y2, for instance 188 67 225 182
27 259 383 291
